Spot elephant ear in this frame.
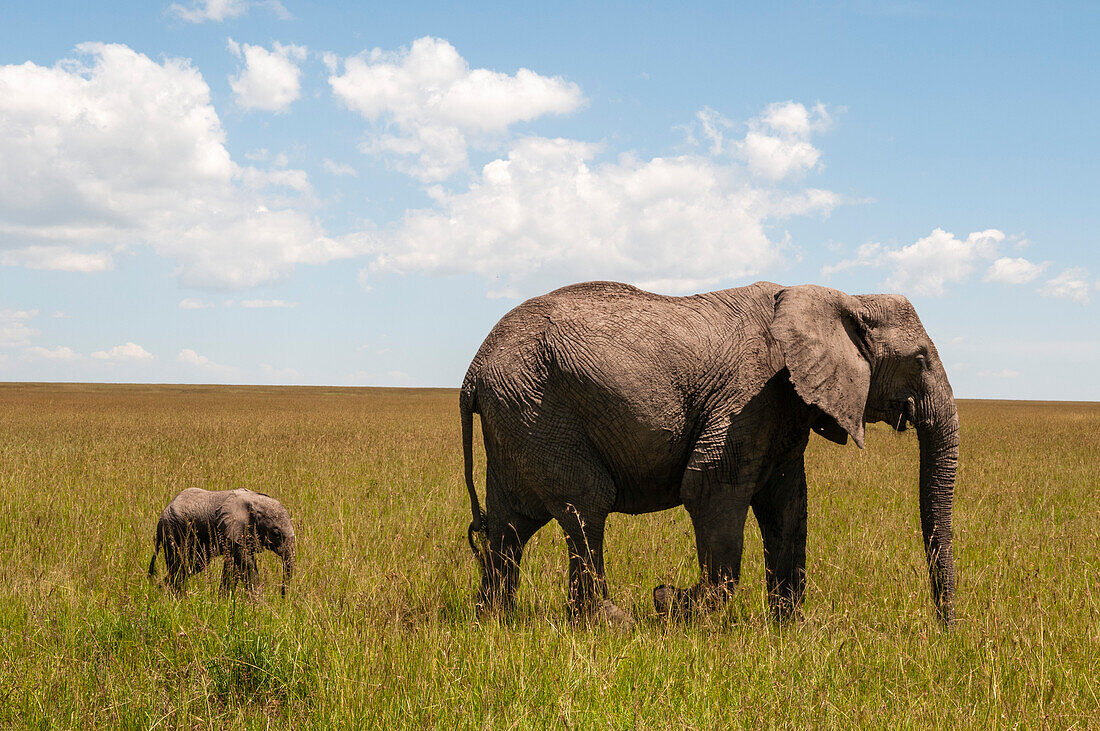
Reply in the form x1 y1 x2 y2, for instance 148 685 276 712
216 494 254 548
772 285 871 448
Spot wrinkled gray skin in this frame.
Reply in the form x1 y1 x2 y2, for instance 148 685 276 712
148 488 296 597
461 282 957 626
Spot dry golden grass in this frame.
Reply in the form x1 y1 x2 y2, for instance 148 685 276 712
0 383 1097 728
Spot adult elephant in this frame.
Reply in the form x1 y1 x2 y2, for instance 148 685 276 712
461 281 957 626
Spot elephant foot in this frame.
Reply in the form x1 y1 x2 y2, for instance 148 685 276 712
475 594 516 617
571 599 634 630
654 583 734 619
654 584 691 619
767 596 805 624
597 599 634 630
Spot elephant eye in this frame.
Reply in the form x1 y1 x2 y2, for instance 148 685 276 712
915 354 927 369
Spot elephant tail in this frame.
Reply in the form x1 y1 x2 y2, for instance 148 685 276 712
147 524 162 579
460 385 485 556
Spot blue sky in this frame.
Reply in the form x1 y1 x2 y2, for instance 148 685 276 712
1 1 1097 399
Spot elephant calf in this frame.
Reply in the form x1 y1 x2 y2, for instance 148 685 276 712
147 488 296 597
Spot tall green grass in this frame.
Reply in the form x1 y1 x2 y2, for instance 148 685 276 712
0 384 1096 727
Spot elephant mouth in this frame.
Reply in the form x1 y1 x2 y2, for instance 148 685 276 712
891 397 917 432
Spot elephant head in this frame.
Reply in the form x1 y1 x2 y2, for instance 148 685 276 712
221 491 296 596
773 285 958 624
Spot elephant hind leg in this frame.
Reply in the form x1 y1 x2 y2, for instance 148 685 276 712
477 475 550 614
477 402 628 625
164 546 187 596
478 513 548 613
558 507 632 627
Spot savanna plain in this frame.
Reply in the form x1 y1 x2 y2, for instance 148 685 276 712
0 383 1097 728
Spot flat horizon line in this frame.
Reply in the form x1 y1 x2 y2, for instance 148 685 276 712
1 381 1098 405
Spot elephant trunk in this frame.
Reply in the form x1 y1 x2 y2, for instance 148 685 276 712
280 539 295 597
915 382 958 626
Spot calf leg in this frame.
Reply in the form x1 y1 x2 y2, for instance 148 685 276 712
164 543 187 596
240 551 259 597
220 544 256 598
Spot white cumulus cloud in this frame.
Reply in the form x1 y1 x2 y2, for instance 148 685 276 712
228 38 307 112
823 228 1005 296
240 298 297 308
322 158 358 177
260 362 299 382
0 309 38 347
0 43 362 288
1038 267 1091 305
178 348 211 366
330 36 585 181
178 348 237 377
366 132 841 296
1 245 113 272
179 298 214 309
25 345 80 360
735 101 831 180
91 342 154 361
169 0 290 23
689 102 830 180
984 256 1047 285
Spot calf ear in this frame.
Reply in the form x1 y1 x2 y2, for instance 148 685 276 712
216 496 253 548
771 285 871 448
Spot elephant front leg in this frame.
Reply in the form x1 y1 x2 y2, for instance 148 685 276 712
220 545 257 598
240 552 259 597
655 469 750 619
219 554 238 597
751 457 808 622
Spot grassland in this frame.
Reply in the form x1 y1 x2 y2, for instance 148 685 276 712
0 382 1097 728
